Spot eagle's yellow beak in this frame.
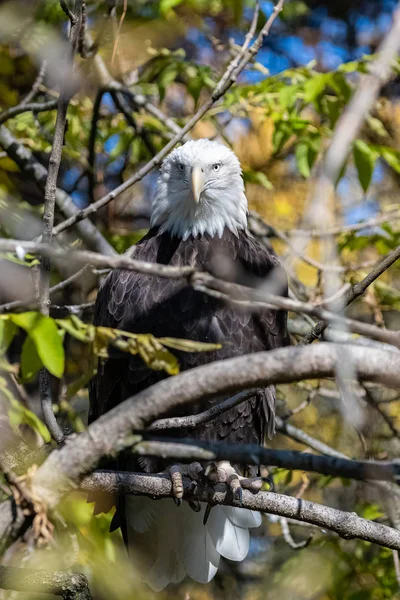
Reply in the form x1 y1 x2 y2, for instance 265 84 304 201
191 166 206 204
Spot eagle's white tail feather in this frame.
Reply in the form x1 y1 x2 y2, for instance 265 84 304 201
125 496 261 591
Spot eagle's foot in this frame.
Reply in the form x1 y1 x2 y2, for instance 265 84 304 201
167 462 204 507
205 460 262 504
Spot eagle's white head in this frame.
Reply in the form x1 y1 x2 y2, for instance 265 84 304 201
151 139 248 240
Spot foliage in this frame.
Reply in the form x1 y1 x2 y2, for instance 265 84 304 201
1 1 400 599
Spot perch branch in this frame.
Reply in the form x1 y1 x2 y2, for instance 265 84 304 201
26 343 400 511
81 471 400 552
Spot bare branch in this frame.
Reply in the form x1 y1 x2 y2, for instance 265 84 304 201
300 243 400 345
286 209 400 239
81 470 400 552
0 239 398 349
0 265 92 314
310 5 400 213
39 2 85 445
0 100 58 126
150 389 258 431
279 517 312 549
27 343 400 511
134 437 400 483
0 566 92 600
21 60 48 105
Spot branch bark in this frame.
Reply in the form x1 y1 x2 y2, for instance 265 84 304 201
300 243 400 345
81 471 400 552
0 239 398 351
39 1 85 445
27 343 400 511
0 566 92 600
134 437 400 483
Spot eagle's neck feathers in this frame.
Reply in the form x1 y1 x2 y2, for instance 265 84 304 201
151 184 248 240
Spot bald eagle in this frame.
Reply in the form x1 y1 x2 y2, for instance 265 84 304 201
89 139 289 590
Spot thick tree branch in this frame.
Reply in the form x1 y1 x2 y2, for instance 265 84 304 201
0 239 398 351
134 437 400 483
27 344 400 510
0 566 92 600
81 471 400 552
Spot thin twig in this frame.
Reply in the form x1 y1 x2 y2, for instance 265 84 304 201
21 60 48 105
150 390 258 431
0 265 92 314
279 517 313 549
300 243 400 345
39 1 84 444
60 0 77 24
111 0 128 67
0 100 58 126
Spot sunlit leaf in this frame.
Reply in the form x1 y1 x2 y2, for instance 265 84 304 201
20 335 43 381
353 140 378 193
10 312 65 378
0 319 17 355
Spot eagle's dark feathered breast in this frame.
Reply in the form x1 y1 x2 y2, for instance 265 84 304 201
88 139 289 590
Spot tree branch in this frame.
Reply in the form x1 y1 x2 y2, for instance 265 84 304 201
81 470 400 552
0 239 398 350
300 243 400 345
27 343 400 511
133 437 400 483
0 566 92 600
0 100 58 126
39 1 85 445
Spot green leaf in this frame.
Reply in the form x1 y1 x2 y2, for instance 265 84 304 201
243 169 273 190
378 146 400 174
279 84 299 109
272 120 292 153
361 503 384 521
0 319 17 355
303 74 327 104
160 0 183 16
10 312 64 378
353 140 378 193
323 96 341 128
280 0 309 20
295 136 321 178
20 335 43 381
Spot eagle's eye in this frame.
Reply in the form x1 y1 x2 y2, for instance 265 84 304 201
212 163 221 172
177 163 185 172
